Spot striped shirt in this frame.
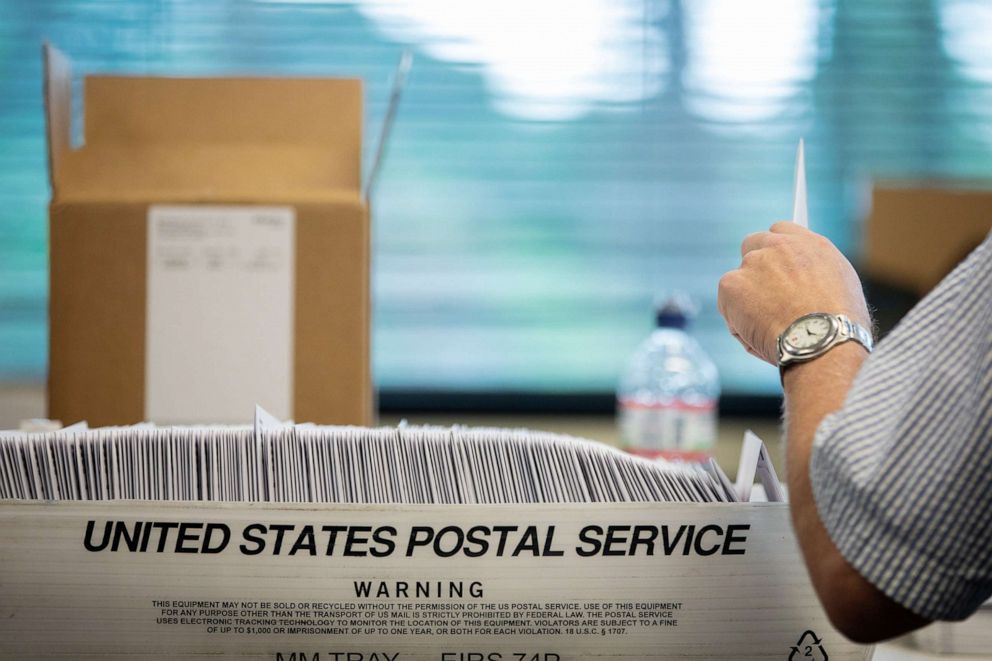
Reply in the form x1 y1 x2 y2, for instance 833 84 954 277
810 230 992 621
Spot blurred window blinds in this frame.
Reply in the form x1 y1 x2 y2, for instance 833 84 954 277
2 0 992 396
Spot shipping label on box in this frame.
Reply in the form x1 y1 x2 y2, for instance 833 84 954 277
0 501 870 660
146 205 296 423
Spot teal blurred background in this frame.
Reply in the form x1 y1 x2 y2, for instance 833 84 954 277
1 0 991 398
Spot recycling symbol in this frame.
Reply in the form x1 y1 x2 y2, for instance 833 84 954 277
789 629 828 660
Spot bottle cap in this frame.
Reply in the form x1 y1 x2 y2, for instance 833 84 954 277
654 293 696 329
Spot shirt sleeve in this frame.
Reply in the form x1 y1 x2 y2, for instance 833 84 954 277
809 231 992 621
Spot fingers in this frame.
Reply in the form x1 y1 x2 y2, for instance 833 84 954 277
769 220 808 235
716 269 739 318
741 231 779 257
742 221 811 256
718 270 761 358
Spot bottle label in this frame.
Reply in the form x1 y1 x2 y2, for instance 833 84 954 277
617 399 717 461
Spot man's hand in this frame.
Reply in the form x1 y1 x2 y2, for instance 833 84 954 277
717 222 870 364
717 221 929 643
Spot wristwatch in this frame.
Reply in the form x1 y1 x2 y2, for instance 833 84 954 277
777 312 874 371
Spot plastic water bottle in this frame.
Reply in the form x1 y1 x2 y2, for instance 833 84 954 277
617 296 720 461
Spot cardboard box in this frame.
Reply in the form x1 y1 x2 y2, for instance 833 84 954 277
865 184 992 296
43 44 372 426
0 500 871 660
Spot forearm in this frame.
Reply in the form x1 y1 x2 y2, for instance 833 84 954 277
783 342 928 642
783 344 867 611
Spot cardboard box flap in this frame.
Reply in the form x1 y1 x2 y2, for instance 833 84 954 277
44 43 363 196
43 42 72 192
84 76 361 155
59 142 363 201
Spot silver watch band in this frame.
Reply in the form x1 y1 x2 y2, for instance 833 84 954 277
837 315 874 354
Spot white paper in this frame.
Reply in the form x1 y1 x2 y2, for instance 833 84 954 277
735 430 787 503
735 430 761 502
756 440 787 502
792 138 808 228
253 404 288 435
146 206 295 424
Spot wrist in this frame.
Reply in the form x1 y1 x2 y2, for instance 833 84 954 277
782 341 869 391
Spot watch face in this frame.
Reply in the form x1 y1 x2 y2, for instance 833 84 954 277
783 314 835 353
